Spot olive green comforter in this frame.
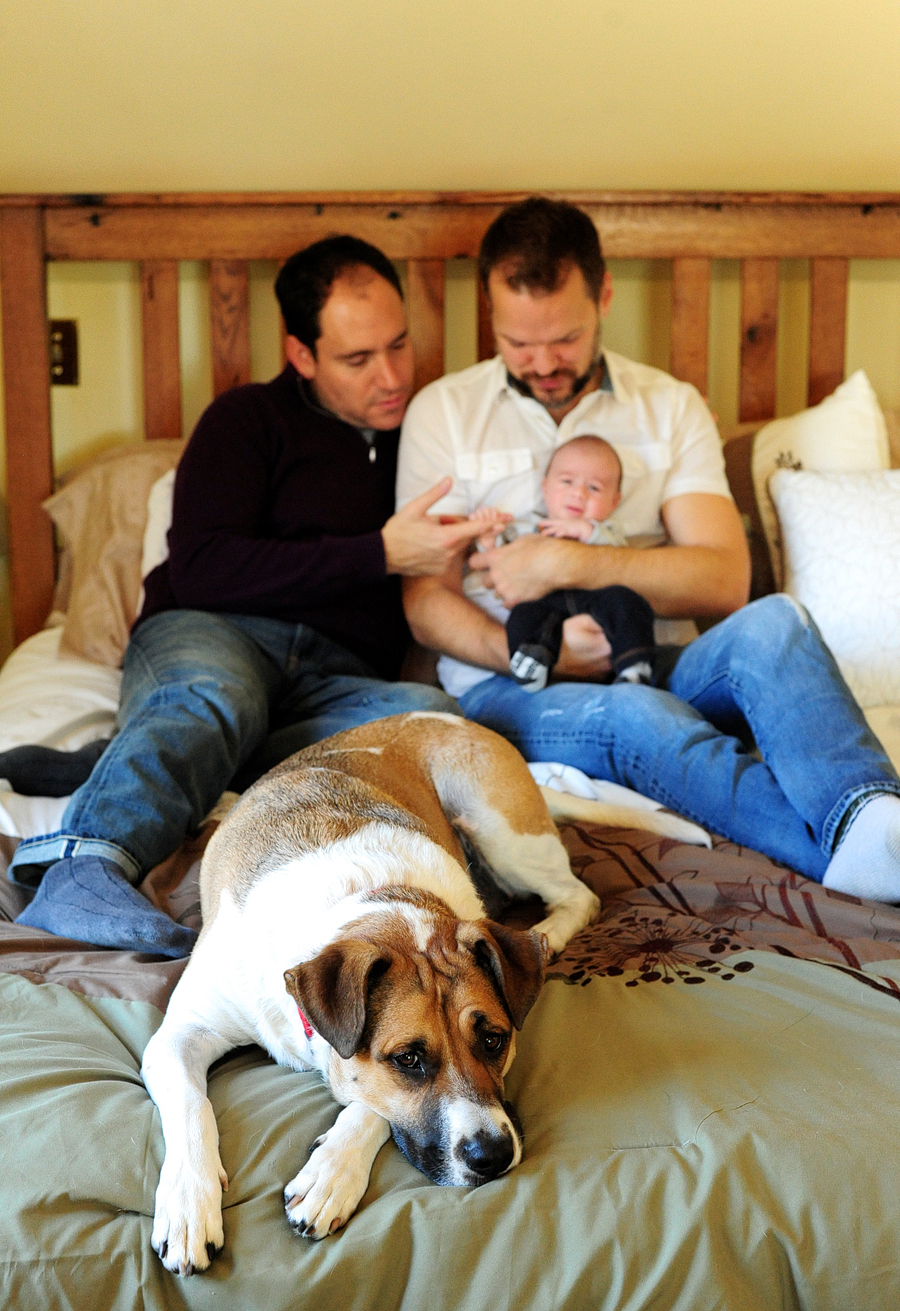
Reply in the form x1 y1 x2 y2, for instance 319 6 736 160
3 823 900 1310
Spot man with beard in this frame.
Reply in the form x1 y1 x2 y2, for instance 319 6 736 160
397 196 900 900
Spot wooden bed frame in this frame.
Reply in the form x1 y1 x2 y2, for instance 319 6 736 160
2 189 900 649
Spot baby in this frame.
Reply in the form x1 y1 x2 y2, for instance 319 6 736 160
473 434 656 692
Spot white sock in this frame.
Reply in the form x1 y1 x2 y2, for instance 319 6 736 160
616 661 653 685
823 794 900 902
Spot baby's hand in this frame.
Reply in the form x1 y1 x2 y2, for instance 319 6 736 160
538 517 595 542
469 506 513 552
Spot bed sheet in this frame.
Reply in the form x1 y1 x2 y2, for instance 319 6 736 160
0 625 120 754
3 821 900 1309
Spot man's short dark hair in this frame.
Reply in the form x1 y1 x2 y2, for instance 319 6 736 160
275 235 403 353
478 197 606 303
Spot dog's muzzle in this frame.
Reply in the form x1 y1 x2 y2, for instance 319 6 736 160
391 1099 524 1187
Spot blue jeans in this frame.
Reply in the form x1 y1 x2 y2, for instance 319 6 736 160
9 610 459 884
460 594 900 881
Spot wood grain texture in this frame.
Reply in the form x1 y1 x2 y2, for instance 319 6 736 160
140 260 182 441
42 197 900 262
406 259 445 392
210 259 251 396
739 259 780 422
45 204 498 262
0 207 56 643
9 189 900 208
808 257 848 406
670 257 711 395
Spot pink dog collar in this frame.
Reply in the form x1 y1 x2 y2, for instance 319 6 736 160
297 1006 314 1039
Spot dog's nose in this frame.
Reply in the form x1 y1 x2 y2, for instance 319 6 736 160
458 1129 515 1179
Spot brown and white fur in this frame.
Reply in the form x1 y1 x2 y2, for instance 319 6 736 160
141 712 600 1275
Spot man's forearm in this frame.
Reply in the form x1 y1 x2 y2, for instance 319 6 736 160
474 493 752 618
402 577 509 672
531 539 748 617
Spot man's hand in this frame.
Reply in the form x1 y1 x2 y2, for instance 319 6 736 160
467 533 582 606
382 479 508 577
553 614 613 679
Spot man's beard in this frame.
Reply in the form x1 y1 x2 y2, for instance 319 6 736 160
506 363 595 410
506 337 603 412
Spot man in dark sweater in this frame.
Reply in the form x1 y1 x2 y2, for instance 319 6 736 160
11 236 494 956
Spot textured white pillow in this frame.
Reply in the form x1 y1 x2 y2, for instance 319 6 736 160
770 468 900 708
752 371 889 588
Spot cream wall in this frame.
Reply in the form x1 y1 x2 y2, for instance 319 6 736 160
3 0 900 192
1 0 900 661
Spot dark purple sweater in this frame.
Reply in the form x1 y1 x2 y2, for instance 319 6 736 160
139 366 409 678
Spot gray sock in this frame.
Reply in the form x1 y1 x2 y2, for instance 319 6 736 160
823 794 900 902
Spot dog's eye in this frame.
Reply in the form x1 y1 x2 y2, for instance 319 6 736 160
481 1032 506 1054
393 1051 422 1071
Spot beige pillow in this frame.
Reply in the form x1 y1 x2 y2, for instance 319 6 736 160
751 371 889 589
43 441 184 667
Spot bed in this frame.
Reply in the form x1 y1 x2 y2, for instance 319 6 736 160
2 191 900 1310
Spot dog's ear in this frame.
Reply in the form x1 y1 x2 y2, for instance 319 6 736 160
284 942 392 1059
464 921 548 1030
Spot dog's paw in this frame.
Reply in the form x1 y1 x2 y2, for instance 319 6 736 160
535 885 601 957
283 1128 372 1240
151 1157 228 1276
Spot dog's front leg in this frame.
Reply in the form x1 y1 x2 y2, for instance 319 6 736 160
284 1102 391 1240
142 1021 232 1275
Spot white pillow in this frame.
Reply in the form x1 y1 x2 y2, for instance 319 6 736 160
752 371 889 588
135 468 176 616
140 468 176 581
769 468 900 708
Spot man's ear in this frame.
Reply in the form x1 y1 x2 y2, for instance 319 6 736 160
284 333 317 381
598 270 614 320
461 921 548 1030
284 942 392 1058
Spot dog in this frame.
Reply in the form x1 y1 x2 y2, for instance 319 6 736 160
141 712 600 1275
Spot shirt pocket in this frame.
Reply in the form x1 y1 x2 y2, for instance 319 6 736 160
455 448 536 482
618 442 672 483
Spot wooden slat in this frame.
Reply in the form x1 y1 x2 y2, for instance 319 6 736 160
477 281 494 361
669 257 711 394
210 259 251 396
140 260 182 441
46 204 498 263
406 258 445 392
43 199 900 263
808 257 849 406
13 189 900 209
0 206 55 643
739 258 780 422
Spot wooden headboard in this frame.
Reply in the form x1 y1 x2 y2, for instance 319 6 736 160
3 189 900 648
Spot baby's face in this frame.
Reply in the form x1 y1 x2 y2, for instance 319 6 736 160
542 444 621 522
